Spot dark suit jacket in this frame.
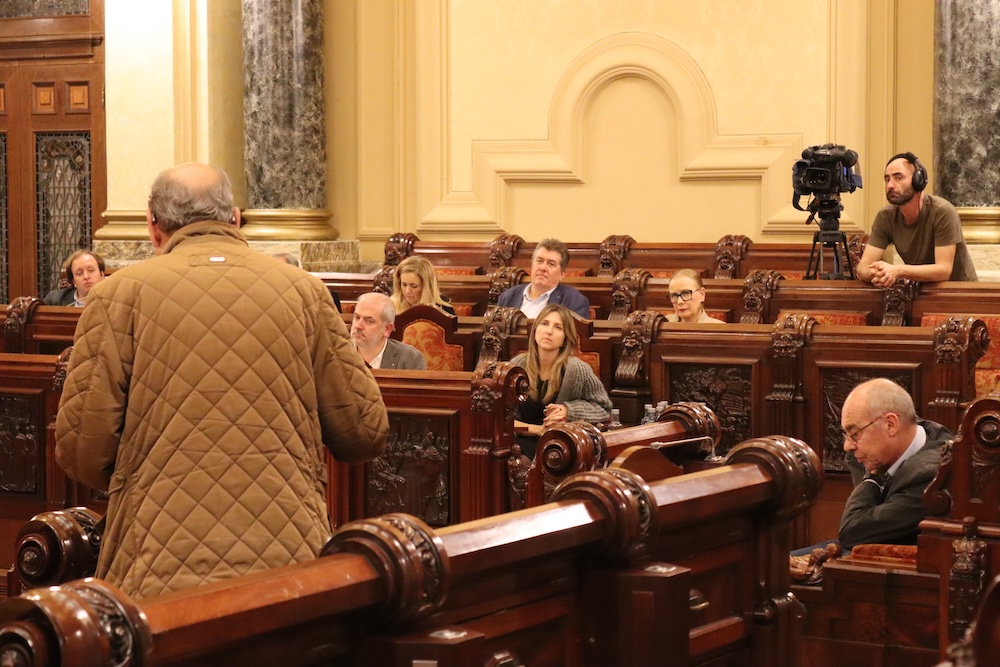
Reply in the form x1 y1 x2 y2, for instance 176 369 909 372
496 283 591 319
838 418 951 550
380 337 426 370
43 286 77 306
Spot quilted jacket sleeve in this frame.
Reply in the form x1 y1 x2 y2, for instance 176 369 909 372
313 292 388 463
558 357 612 423
55 293 130 492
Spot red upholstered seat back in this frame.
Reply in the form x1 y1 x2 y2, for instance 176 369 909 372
776 309 868 326
401 319 464 371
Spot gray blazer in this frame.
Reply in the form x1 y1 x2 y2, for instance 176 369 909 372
380 338 427 370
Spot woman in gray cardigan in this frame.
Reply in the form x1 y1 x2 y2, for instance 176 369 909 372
511 304 612 457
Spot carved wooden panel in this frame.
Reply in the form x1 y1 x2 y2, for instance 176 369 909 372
364 411 454 526
66 82 89 112
32 83 55 114
668 364 752 457
0 391 45 497
818 369 912 472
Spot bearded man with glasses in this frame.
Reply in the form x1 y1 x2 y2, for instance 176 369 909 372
837 378 952 551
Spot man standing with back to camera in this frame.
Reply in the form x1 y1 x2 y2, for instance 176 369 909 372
55 162 388 600
856 152 977 286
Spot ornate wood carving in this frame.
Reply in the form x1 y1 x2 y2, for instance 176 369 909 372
881 278 918 326
599 234 635 276
384 232 419 266
925 392 1000 523
323 513 449 626
725 435 822 520
741 269 782 324
488 234 523 270
0 395 43 495
487 267 527 305
714 234 751 279
0 578 150 666
615 310 663 389
659 401 722 461
14 507 102 591
550 467 657 564
365 415 452 526
669 364 751 457
609 268 651 321
949 517 987 643
766 314 815 437
373 265 395 295
476 307 526 372
846 233 868 276
930 316 989 421
5 296 40 353
53 346 72 392
538 422 607 500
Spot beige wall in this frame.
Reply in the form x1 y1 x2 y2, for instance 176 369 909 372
103 0 938 261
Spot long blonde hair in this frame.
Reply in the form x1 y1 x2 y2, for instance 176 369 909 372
526 304 580 403
390 256 450 313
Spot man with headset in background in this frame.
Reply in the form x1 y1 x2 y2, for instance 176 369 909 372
856 152 977 286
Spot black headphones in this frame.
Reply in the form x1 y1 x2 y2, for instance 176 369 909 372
887 152 927 192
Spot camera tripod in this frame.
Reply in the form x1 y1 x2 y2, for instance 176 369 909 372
805 227 854 280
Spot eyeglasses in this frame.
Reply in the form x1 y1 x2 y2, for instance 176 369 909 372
668 288 702 303
842 414 885 444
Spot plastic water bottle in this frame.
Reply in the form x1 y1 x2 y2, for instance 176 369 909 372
607 408 623 430
640 403 656 425
656 401 669 418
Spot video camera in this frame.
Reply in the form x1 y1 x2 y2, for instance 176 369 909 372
792 143 863 224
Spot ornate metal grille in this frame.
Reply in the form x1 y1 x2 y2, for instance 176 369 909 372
0 134 7 303
36 132 92 297
0 0 89 18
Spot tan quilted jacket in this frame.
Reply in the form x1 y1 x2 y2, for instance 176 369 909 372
55 222 388 600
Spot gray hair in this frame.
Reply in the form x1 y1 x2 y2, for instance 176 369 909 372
851 378 918 425
533 238 570 271
357 292 396 324
148 164 234 234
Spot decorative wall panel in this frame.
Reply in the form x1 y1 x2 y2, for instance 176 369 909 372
0 395 44 497
35 132 92 296
365 413 452 526
669 363 752 457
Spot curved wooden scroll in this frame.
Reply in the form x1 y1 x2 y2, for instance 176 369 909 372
12 507 102 593
373 265 395 295
615 310 664 389
488 267 528 305
476 307 526 372
599 235 635 276
489 234 523 270
714 234 751 279
610 268 651 321
881 278 918 326
741 269 783 324
5 297 42 354
384 232 418 266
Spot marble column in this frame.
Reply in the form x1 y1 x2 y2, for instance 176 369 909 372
241 0 337 245
935 0 1000 260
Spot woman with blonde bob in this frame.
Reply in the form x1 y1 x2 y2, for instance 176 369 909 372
390 256 455 315
666 268 725 324
511 304 612 457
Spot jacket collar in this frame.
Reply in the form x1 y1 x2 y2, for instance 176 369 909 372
162 221 249 254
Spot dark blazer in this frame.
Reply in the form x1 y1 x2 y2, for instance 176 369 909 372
380 337 426 370
838 418 951 550
496 283 591 319
43 286 78 306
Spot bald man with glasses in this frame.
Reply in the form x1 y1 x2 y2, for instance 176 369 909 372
837 378 952 551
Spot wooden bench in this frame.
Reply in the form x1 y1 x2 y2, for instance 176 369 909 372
382 231 868 280
2 298 79 355
0 434 821 666
796 392 1000 667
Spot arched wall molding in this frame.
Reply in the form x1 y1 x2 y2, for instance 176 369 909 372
417 31 848 236
409 2 868 239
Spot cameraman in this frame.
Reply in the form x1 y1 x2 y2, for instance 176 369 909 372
856 153 977 286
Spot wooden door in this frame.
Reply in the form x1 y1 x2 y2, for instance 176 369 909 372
0 1 105 303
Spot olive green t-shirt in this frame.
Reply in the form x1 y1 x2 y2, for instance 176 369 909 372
869 195 977 281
